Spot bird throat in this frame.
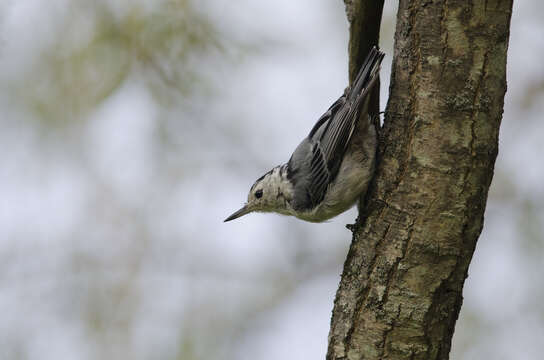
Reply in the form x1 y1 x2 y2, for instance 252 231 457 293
259 165 294 214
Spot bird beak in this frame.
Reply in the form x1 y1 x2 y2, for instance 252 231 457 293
224 205 251 222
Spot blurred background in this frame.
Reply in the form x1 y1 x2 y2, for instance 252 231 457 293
0 0 542 359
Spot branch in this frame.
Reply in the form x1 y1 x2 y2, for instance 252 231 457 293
327 1 513 359
344 0 385 122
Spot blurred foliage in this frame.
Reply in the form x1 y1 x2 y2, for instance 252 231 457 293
12 0 223 126
521 79 544 109
518 197 544 256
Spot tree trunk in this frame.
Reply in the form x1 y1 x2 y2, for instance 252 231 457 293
328 1 513 359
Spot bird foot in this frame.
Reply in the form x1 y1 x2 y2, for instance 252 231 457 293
345 223 357 232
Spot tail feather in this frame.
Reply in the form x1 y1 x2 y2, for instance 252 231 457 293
348 46 385 102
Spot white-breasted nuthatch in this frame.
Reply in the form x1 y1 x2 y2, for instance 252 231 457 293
225 47 384 223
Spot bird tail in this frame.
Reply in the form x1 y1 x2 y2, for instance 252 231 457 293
348 46 385 103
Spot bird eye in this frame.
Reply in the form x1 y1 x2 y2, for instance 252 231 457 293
255 189 263 199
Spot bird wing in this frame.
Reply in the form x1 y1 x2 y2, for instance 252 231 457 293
306 47 384 207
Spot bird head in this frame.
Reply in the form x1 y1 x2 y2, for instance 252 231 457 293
224 166 290 222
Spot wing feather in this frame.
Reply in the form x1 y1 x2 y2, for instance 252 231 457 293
305 47 384 208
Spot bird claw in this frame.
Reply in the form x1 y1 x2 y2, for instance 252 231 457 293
345 223 357 231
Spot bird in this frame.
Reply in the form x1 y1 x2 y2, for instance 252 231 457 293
225 47 384 223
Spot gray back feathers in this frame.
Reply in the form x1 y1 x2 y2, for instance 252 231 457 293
287 47 385 211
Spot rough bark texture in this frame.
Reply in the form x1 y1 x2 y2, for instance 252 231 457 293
328 1 513 359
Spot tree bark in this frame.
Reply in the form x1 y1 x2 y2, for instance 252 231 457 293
328 1 513 359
